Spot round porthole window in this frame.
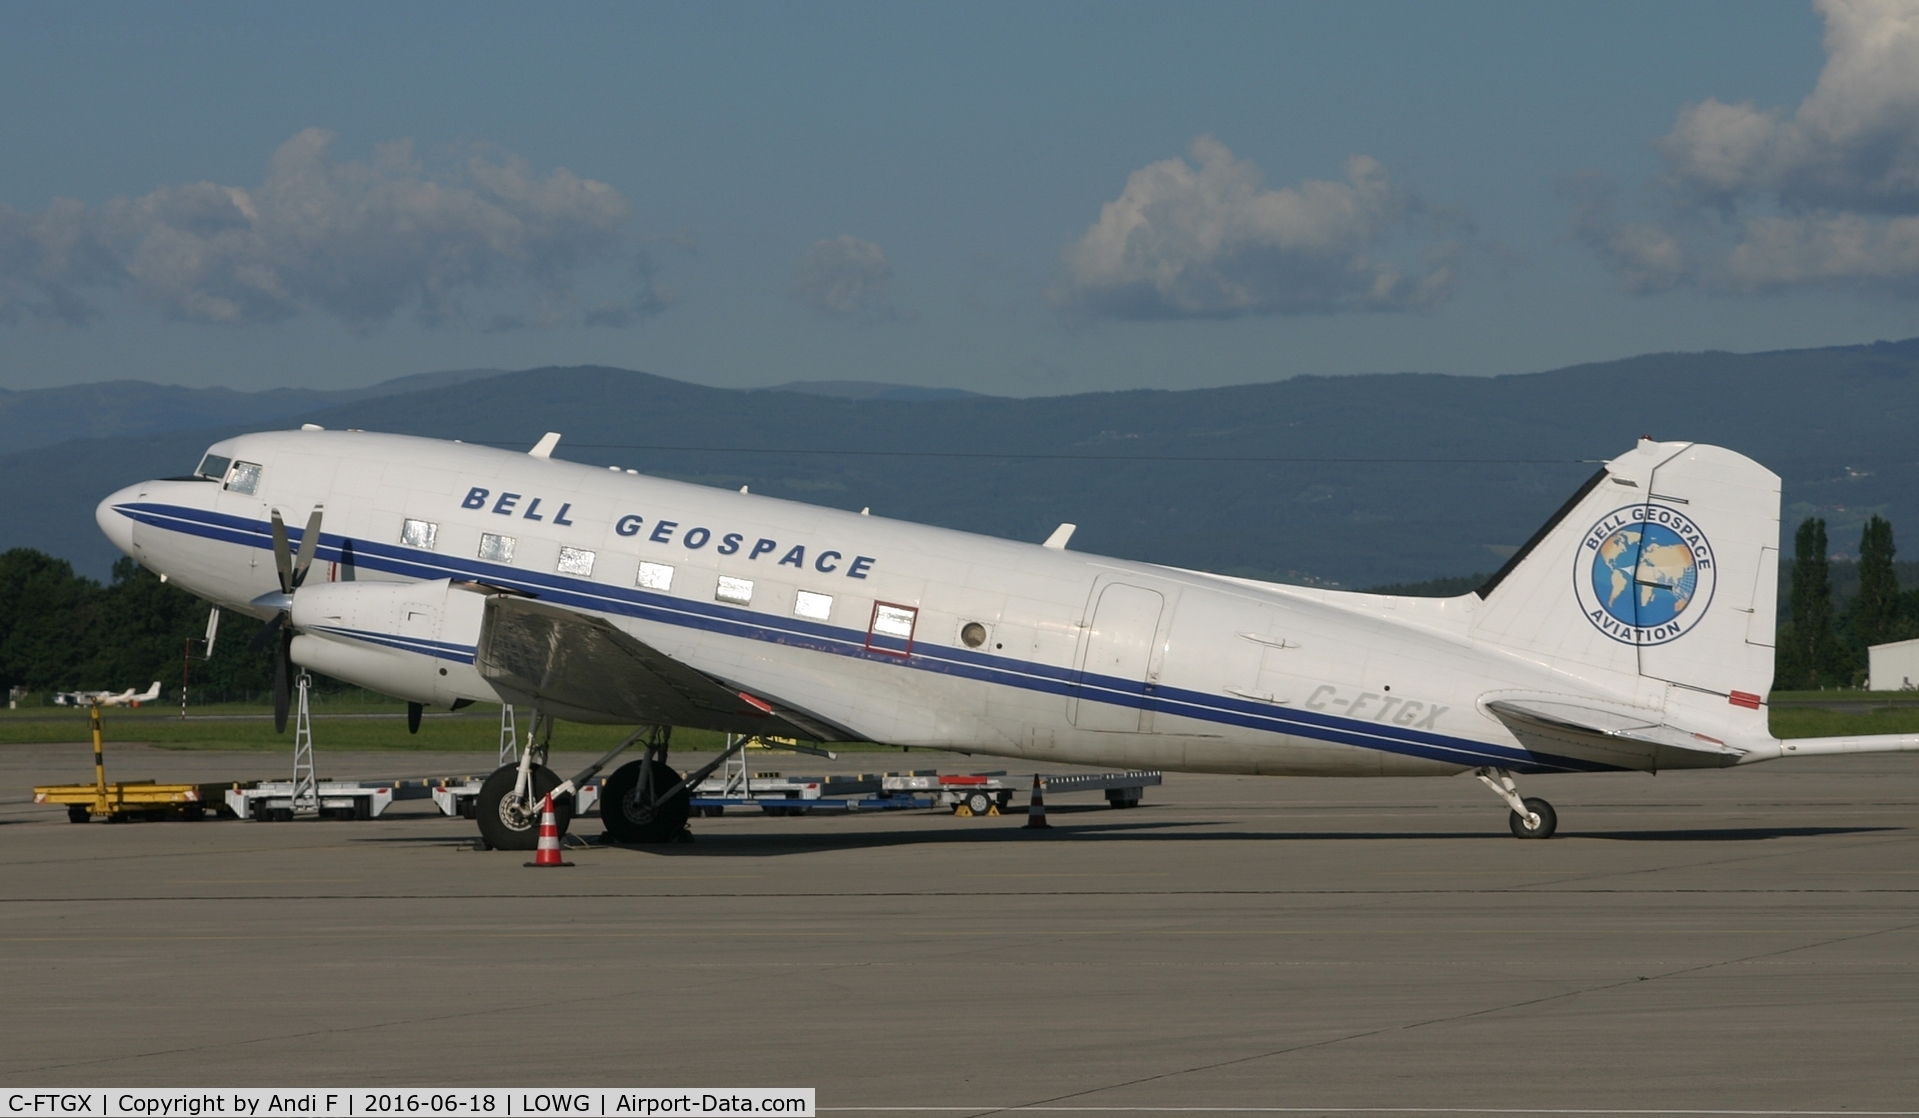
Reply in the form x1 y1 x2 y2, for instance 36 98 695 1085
960 621 988 648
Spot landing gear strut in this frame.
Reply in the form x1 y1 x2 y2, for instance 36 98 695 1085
476 709 566 851
602 726 753 844
1475 766 1557 839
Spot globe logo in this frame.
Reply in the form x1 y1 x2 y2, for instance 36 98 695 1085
1574 504 1715 645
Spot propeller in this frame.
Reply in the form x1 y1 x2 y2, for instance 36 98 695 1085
247 505 323 733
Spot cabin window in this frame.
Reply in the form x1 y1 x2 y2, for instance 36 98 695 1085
197 454 231 481
478 533 515 563
224 461 262 495
867 602 918 656
636 562 674 592
960 621 988 648
794 590 833 620
401 518 438 550
716 575 753 605
557 546 596 577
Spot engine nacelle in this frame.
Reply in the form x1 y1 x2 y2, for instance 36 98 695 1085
288 578 500 708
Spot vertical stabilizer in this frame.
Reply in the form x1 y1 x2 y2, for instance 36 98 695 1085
1471 440 1780 736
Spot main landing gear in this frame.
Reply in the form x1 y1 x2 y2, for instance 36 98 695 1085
1475 766 1557 839
474 717 757 849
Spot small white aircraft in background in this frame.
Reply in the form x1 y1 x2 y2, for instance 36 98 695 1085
95 429 1919 848
53 682 162 708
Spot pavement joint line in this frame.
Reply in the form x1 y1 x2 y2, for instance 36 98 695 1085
4 888 1919 904
965 917 1919 1116
5 928 1906 944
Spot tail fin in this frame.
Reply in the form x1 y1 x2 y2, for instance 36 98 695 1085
1471 439 1780 734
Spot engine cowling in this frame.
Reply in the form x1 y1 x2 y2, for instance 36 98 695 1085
288 578 500 708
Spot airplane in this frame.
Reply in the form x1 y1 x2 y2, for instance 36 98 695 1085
94 428 1919 848
53 682 162 708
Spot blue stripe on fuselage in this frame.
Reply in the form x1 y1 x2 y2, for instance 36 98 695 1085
114 501 1618 774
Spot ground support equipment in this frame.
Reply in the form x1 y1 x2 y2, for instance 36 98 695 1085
35 779 227 822
31 699 225 822
881 769 1162 815
227 779 435 822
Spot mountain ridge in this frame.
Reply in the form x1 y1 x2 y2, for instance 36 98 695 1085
6 339 1918 589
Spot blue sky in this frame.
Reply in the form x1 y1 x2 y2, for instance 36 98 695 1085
3 0 1917 395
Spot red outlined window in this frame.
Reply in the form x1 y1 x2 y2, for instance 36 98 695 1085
866 602 918 657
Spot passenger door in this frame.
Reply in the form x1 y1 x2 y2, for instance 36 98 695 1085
1070 582 1165 732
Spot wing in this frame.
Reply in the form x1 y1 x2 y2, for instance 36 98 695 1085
475 595 851 740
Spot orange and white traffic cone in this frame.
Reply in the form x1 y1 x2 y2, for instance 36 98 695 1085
1024 774 1050 830
524 793 573 867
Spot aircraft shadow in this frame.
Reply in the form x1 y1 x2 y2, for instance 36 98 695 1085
1576 825 1896 842
564 821 1901 857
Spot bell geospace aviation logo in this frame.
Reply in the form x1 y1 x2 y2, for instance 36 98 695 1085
1575 503 1716 646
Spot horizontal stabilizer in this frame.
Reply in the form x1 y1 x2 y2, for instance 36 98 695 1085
1485 696 1748 771
1776 734 1919 757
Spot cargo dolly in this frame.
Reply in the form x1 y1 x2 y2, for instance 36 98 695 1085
228 779 437 821
880 769 1162 815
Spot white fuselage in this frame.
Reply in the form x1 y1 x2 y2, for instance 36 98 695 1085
97 429 1655 778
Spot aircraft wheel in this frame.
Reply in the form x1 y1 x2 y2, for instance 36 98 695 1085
1509 797 1557 839
601 760 690 844
476 763 570 851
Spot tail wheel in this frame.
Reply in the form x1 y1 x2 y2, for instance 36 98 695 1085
1509 796 1557 839
476 763 570 851
601 759 690 844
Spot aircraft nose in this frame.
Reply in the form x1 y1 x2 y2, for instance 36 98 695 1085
96 484 143 557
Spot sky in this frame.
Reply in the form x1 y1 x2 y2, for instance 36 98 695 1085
3 0 1919 397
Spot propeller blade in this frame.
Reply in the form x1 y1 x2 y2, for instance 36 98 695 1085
269 509 294 596
407 701 423 735
291 505 324 589
272 635 291 734
246 611 287 655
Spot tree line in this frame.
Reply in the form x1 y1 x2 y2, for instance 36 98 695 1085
4 518 1918 702
1777 515 1919 689
0 549 276 703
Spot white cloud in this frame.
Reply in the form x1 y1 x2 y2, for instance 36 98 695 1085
1579 0 1919 295
1051 137 1463 321
0 129 669 328
789 235 910 324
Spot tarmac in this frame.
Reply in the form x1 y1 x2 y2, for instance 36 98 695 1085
2 740 1916 1113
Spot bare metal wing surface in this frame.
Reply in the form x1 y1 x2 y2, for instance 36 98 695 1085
476 594 850 741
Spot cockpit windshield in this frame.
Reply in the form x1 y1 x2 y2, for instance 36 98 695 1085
196 453 231 480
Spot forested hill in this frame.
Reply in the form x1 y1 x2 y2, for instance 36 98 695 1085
6 337 1919 589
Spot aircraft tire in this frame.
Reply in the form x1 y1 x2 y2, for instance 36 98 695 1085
600 759 691 844
1509 796 1557 839
476 763 570 851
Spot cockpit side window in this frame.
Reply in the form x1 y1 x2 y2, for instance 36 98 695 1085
197 453 231 480
225 461 263 495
